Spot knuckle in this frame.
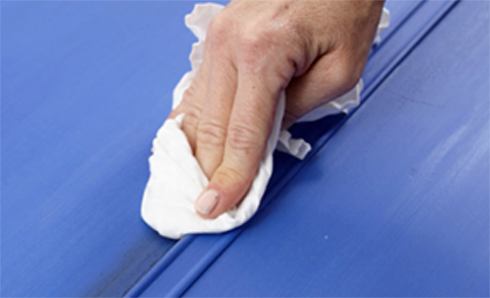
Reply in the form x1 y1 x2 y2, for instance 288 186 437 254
227 123 261 153
216 164 250 187
183 103 202 127
207 12 232 48
237 22 301 75
197 120 227 147
182 85 195 103
240 28 269 49
238 26 276 64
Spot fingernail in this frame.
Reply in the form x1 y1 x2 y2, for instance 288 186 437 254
195 189 220 215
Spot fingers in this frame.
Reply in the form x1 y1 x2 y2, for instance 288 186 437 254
177 15 239 180
194 16 238 178
195 55 237 178
181 47 212 152
168 67 202 120
194 69 280 218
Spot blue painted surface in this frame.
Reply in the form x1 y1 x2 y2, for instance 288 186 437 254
135 1 466 296
181 1 489 296
1 1 219 296
2 0 488 297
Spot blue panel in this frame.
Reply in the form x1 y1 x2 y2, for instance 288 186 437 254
181 1 489 296
1 1 220 296
128 0 464 297
3 0 488 296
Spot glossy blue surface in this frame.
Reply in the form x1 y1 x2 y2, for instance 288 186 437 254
2 0 488 297
1 1 223 296
182 1 490 296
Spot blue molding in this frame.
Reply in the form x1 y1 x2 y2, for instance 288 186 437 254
124 236 196 297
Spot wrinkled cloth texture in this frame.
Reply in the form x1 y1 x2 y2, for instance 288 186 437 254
141 3 390 239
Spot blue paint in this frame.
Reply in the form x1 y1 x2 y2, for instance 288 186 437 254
182 1 489 296
2 0 488 296
130 1 474 297
1 1 222 296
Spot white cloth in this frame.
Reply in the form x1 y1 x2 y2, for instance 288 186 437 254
141 3 390 239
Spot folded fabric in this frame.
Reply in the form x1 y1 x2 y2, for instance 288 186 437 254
141 3 390 239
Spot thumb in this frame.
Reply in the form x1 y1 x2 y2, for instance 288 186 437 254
283 53 362 128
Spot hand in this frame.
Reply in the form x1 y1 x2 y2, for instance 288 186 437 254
169 0 385 218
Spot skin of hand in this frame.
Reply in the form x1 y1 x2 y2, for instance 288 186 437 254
169 0 385 218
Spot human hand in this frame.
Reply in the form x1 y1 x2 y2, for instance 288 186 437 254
169 0 385 218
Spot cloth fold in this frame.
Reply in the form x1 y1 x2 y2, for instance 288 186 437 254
141 3 390 239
